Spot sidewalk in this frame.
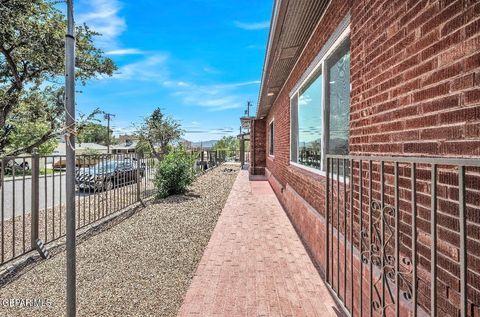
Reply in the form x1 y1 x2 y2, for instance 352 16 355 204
178 170 345 317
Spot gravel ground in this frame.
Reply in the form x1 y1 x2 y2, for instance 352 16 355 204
0 178 156 265
0 164 239 317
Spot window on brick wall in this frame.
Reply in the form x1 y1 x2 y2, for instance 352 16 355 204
326 38 350 157
269 120 274 156
290 32 350 172
298 69 323 169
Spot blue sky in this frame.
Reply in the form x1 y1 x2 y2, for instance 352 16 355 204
73 0 272 142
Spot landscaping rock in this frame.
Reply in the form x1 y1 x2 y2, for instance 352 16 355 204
0 164 239 317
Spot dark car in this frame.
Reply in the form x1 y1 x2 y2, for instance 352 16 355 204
75 160 145 191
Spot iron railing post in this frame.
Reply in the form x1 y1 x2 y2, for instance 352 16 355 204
459 165 467 317
136 152 142 202
325 157 330 283
30 149 40 250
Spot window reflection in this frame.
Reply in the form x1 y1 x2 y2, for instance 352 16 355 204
327 38 350 156
290 35 351 173
298 70 323 169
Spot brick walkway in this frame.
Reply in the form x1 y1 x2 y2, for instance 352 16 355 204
178 170 345 317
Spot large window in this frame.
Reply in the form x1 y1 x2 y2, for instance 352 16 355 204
298 69 323 169
290 34 350 172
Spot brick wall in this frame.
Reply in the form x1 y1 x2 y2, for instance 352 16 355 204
350 0 480 157
250 118 266 175
257 0 480 316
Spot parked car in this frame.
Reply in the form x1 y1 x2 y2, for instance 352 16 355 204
75 160 145 191
3 159 30 174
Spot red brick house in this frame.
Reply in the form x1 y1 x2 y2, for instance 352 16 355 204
250 1 480 316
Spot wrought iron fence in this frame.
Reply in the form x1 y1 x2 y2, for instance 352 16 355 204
325 154 480 317
189 150 250 170
0 153 157 266
0 149 247 267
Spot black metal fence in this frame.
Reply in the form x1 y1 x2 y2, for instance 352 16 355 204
325 155 480 317
0 153 157 266
189 149 250 170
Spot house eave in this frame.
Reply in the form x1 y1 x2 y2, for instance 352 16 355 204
256 0 330 119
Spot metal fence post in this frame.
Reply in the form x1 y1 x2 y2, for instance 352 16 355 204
30 149 40 250
136 152 142 202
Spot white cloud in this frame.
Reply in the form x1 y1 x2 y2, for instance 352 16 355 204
105 48 145 56
203 66 221 74
77 0 128 50
172 80 259 112
112 54 169 81
234 20 270 30
216 80 260 88
184 95 242 111
111 124 136 136
162 80 190 88
105 50 259 112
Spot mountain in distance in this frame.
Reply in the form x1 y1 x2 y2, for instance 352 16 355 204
191 140 218 148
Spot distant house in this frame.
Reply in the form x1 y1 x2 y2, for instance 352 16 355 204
51 142 108 168
52 142 108 156
116 134 138 144
111 140 137 154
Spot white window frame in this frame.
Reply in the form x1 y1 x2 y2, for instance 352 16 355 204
268 118 275 157
289 25 350 177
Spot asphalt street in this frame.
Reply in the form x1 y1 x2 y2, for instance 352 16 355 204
0 174 67 219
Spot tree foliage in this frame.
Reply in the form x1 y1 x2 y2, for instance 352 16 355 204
212 136 239 152
77 122 113 145
135 139 152 156
136 108 183 159
0 0 116 156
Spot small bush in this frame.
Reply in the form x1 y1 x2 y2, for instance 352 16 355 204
154 150 195 198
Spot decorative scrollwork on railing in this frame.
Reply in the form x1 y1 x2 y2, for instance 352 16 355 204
360 201 413 314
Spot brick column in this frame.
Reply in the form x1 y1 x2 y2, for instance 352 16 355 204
250 118 266 175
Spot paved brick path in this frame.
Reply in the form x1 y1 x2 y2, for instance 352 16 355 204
178 170 345 317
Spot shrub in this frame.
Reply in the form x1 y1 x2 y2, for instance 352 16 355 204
154 150 195 198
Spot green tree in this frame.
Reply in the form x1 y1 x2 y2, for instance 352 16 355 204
0 0 116 156
135 139 152 156
77 122 113 145
213 136 239 152
136 108 183 160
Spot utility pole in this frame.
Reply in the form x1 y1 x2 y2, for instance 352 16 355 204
104 113 115 154
245 101 252 133
65 1 76 316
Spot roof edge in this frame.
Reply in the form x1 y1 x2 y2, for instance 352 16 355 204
255 0 283 119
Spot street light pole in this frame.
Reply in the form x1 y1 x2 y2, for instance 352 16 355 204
65 1 76 316
104 113 115 154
